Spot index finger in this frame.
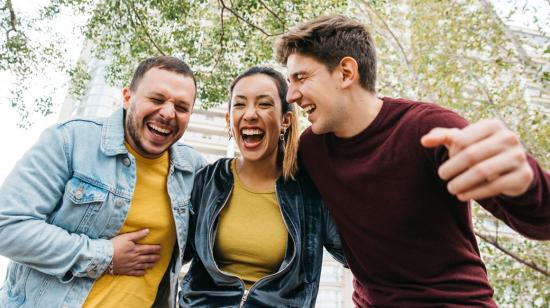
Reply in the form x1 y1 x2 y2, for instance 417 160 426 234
136 244 162 255
447 119 503 154
420 127 460 149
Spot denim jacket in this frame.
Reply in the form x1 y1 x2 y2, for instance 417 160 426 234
0 108 206 308
179 159 346 307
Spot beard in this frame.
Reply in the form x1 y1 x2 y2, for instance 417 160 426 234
124 109 153 156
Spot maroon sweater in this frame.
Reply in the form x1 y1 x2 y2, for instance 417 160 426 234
299 97 550 307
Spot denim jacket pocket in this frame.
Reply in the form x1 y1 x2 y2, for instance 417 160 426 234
2 262 31 306
52 177 109 234
65 177 109 204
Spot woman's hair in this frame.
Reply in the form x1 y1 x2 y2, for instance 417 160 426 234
229 66 299 180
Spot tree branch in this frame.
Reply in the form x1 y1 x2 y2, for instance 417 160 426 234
357 1 436 101
258 0 285 32
479 0 530 62
124 0 166 56
220 6 225 48
2 0 20 39
475 231 549 277
446 52 515 127
212 5 226 70
218 0 283 37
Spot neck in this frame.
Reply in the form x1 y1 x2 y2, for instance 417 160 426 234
236 155 280 190
334 90 383 138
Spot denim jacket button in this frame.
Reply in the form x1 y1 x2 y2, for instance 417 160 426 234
115 199 124 207
74 189 83 200
122 157 131 166
87 269 95 277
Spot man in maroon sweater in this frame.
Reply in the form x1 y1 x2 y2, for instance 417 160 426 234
275 15 550 307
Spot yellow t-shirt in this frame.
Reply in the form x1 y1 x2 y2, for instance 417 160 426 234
83 144 176 307
213 159 288 289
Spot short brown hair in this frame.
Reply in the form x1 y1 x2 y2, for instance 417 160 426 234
275 15 377 92
130 56 196 92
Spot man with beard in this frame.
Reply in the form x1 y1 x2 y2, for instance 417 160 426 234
0 56 206 307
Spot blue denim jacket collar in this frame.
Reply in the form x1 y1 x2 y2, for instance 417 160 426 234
100 107 194 173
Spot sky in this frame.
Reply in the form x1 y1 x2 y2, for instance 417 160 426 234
0 0 548 284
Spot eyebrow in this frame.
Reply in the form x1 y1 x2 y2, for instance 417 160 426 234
149 92 191 107
234 94 274 100
288 70 307 81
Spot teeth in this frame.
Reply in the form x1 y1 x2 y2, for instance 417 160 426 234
303 105 316 114
149 123 171 134
241 128 264 135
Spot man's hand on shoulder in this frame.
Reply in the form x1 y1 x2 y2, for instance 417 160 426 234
420 119 534 202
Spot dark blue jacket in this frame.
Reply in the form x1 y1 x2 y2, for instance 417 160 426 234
179 158 345 307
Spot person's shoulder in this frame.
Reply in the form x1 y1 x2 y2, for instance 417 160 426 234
57 115 106 130
172 142 201 156
198 158 230 174
194 158 232 186
384 96 448 114
40 115 106 143
172 143 208 169
384 97 469 130
299 126 324 145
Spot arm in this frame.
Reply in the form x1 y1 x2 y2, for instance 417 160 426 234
0 124 112 280
478 156 550 240
419 108 550 239
299 168 347 266
321 204 347 266
182 163 209 264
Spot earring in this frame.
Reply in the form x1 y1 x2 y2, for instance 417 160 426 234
228 129 233 140
280 126 287 141
279 127 287 149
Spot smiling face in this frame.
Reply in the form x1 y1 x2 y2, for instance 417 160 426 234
228 74 290 164
123 67 196 158
286 53 347 135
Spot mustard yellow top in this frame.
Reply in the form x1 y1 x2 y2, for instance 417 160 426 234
83 144 175 307
213 159 288 289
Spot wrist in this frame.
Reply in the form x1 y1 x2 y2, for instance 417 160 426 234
105 260 114 275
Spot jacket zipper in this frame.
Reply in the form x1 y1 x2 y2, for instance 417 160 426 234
209 182 297 308
239 289 249 308
238 183 297 307
208 187 247 298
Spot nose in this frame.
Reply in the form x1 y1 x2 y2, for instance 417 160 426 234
243 105 258 121
286 84 302 106
158 102 176 120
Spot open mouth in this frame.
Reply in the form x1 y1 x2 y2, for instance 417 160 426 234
147 122 172 137
240 128 265 147
303 104 316 114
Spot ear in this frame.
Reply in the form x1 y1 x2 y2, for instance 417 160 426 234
225 112 230 128
338 56 359 89
122 87 132 110
282 111 293 131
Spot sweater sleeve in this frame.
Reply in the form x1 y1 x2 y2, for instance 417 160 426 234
416 104 550 240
